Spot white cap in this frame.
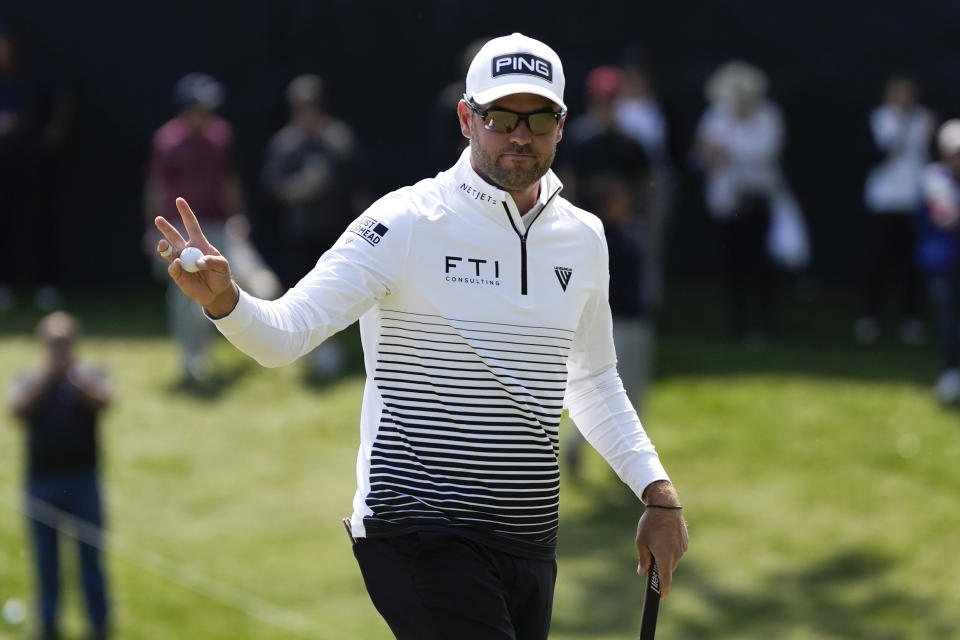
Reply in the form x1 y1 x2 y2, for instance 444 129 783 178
938 119 960 157
465 33 566 110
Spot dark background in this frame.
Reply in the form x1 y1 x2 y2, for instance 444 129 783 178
4 0 960 287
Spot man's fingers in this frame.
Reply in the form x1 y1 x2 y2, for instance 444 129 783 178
176 197 206 243
155 216 186 253
636 544 651 577
657 558 673 598
195 254 228 272
157 239 174 260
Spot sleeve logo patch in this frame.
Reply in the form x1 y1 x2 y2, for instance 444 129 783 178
348 216 389 246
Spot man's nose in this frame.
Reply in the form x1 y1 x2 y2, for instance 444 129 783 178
509 120 534 144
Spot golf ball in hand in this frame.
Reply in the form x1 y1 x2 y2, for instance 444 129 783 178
180 247 204 273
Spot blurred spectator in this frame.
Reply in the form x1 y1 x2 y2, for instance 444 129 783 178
855 73 935 344
261 74 367 379
428 39 487 168
560 66 653 478
7 311 112 640
561 66 650 211
615 47 673 309
917 120 960 403
694 60 808 341
0 25 74 311
144 73 246 382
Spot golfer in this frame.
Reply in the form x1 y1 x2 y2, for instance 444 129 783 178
154 32 688 640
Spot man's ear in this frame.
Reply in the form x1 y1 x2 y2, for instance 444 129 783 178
457 100 472 139
555 116 565 143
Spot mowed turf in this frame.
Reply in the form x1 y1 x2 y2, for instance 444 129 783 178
1 287 958 639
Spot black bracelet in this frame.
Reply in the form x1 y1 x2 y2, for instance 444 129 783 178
645 504 683 510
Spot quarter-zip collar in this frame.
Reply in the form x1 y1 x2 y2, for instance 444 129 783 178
444 148 564 297
447 148 564 231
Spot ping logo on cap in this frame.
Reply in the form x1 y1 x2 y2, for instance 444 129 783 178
491 53 553 82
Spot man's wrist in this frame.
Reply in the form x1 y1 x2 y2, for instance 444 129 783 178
642 480 680 507
204 282 240 319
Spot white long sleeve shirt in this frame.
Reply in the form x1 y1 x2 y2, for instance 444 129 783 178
696 101 785 220
864 104 934 213
211 149 668 558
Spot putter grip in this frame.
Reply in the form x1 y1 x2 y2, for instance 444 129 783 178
638 557 661 640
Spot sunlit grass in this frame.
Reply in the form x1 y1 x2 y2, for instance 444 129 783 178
1 288 958 639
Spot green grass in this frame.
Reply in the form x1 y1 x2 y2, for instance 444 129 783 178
1 285 959 639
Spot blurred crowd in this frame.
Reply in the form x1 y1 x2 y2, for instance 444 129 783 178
2 20 960 402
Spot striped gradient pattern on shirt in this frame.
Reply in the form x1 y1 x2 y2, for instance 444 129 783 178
365 309 573 542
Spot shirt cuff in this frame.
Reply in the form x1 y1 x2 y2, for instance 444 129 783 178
621 456 670 502
205 288 255 335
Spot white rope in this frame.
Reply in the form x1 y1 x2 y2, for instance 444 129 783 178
0 487 361 640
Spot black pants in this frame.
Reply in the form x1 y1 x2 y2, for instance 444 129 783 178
863 212 922 319
719 193 776 335
353 531 556 640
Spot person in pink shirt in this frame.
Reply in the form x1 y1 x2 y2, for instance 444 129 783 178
144 73 246 381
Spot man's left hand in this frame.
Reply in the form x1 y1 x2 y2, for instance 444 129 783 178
635 481 689 598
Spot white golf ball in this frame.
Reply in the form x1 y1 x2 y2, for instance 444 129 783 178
2 598 26 626
180 247 204 273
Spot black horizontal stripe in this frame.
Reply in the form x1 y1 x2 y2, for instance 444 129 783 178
375 370 565 397
378 354 567 379
380 342 567 378
379 393 559 419
380 413 558 435
369 457 560 482
375 382 564 408
377 427 558 450
369 470 558 495
368 470 558 496
381 401 556 426
376 360 567 386
375 368 566 394
375 439 557 464
367 486 559 510
379 318 573 344
380 324 572 350
373 447 557 469
381 308 575 334
366 501 559 526
379 337 568 362
378 419 560 444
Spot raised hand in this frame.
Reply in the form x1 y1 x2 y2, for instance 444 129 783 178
155 197 239 317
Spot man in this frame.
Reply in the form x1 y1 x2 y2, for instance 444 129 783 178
559 65 655 478
154 33 687 639
144 72 246 381
261 74 367 378
8 312 112 640
855 73 935 345
917 120 960 403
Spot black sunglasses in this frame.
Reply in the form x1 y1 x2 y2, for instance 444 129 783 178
465 97 565 135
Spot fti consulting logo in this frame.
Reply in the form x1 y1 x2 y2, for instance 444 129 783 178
349 216 389 247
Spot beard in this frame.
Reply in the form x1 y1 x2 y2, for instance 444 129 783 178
469 133 556 193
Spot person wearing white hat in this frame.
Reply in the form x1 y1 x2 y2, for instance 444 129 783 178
917 119 960 403
152 33 687 638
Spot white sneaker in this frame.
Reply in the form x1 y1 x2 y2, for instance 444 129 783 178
935 368 960 404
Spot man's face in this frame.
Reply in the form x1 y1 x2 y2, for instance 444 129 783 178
458 93 564 193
